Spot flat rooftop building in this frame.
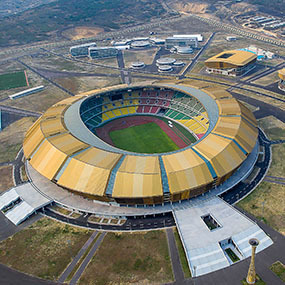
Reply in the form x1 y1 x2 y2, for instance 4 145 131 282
173 34 203 42
165 36 198 50
205 50 257 77
70 42 97 57
88 47 118 59
9 86 44 100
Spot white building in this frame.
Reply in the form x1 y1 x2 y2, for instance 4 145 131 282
70 42 97 57
165 36 198 50
9 86 44 100
173 34 203 42
88 47 118 59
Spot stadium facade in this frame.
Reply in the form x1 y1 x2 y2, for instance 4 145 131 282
205 50 257 76
278 68 285 91
23 82 258 206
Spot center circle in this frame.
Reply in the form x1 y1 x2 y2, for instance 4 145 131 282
79 86 209 154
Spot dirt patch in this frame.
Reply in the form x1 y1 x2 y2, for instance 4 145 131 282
258 116 285 140
267 144 285 178
169 1 209 14
231 3 258 13
237 182 285 235
62 26 104 40
0 217 92 281
79 231 173 284
0 166 14 192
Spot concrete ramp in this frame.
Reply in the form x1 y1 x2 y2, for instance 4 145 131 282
0 188 19 210
1 183 52 225
232 224 273 258
173 196 273 277
6 201 34 225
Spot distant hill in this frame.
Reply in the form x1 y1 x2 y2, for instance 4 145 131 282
0 0 168 47
0 0 57 18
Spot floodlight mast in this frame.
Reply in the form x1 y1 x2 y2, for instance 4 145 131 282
246 238 259 285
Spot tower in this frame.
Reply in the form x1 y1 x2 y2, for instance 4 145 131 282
246 238 259 285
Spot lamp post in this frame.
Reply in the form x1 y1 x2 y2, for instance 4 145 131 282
246 238 259 285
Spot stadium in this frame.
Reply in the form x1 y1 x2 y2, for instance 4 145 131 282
23 81 258 206
205 50 257 76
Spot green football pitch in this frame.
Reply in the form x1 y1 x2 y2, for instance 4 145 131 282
109 122 180 153
0 71 27 91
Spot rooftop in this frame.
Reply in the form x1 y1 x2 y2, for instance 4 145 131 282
205 50 257 66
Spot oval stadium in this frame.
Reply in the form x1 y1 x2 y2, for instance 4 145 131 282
23 81 258 206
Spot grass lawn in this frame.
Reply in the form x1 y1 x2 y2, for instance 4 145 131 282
0 217 92 281
270 261 285 282
173 228 191 278
79 231 173 285
109 122 180 153
0 71 27 90
237 182 285 235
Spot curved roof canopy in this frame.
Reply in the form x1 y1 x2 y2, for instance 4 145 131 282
23 82 258 204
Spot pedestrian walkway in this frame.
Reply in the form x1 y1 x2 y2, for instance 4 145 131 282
166 228 185 283
70 232 106 285
58 231 98 283
173 196 273 277
0 183 52 225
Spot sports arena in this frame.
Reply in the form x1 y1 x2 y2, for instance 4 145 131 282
23 81 258 206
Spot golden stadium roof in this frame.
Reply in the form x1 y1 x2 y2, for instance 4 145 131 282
23 82 258 204
205 50 257 67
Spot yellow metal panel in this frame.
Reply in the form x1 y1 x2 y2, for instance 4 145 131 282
48 133 89 155
216 98 241 116
57 159 110 196
54 95 85 106
112 156 163 198
41 117 67 137
23 120 45 158
162 149 212 193
235 119 258 153
42 105 67 118
238 102 257 126
30 140 66 180
193 134 246 177
201 88 232 100
119 156 160 174
74 147 122 169
213 116 241 137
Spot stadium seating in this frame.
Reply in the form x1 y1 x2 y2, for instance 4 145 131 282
79 89 209 138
